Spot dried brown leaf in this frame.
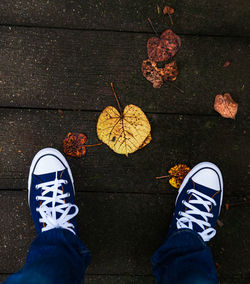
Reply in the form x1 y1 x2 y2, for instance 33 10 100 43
147 29 181 62
223 60 231 68
141 59 178 88
162 60 178 81
214 93 238 119
163 5 174 15
141 59 164 88
63 132 87 157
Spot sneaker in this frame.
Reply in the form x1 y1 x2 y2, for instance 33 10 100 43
168 162 223 242
28 148 79 235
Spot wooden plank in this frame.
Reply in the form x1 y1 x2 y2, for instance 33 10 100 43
0 0 249 36
0 109 249 195
0 191 249 281
0 27 249 116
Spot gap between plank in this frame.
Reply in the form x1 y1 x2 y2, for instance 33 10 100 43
0 105 218 118
0 23 249 39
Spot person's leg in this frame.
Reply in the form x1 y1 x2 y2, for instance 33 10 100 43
152 162 223 284
5 148 91 284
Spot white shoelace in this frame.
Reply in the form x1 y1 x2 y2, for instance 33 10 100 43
35 173 78 235
176 189 217 242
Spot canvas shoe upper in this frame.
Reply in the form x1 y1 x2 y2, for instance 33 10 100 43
168 162 223 242
28 148 79 235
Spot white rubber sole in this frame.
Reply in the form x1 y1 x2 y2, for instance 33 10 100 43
176 162 224 214
28 148 74 206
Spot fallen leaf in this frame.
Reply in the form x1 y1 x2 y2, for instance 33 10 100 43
141 59 163 88
163 6 174 25
139 133 152 149
141 59 178 88
163 60 178 81
168 164 191 189
141 59 164 88
223 60 231 67
163 5 175 15
147 29 181 62
214 93 238 119
63 132 87 157
97 104 151 156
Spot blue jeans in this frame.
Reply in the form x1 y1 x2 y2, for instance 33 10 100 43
4 229 91 284
152 229 218 283
5 228 217 284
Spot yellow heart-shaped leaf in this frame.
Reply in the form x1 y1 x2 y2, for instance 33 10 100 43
97 104 151 156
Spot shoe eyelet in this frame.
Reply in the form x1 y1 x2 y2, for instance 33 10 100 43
67 193 70 197
36 207 39 212
36 196 39 201
65 180 68 185
182 200 185 204
35 185 39 190
178 211 182 216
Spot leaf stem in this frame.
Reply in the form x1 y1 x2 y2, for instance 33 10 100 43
147 17 159 37
85 142 103 148
165 81 184 94
110 82 122 113
155 175 170 179
168 12 174 25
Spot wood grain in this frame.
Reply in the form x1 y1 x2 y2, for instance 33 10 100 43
0 27 248 116
0 0 249 36
0 109 248 195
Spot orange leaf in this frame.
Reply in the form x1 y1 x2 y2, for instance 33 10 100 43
63 132 87 157
214 93 238 119
168 164 191 189
141 59 178 88
141 59 164 88
162 60 178 81
223 60 231 68
163 5 175 15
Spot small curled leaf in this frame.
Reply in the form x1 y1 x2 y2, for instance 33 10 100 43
214 93 238 119
63 132 87 157
168 164 191 189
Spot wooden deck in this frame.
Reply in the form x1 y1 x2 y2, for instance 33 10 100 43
0 1 249 283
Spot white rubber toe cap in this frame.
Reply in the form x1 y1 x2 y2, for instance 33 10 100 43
192 168 221 191
33 155 65 175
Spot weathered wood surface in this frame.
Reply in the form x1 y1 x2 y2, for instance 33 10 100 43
0 1 249 283
0 0 249 36
0 27 249 116
0 192 249 282
0 109 249 195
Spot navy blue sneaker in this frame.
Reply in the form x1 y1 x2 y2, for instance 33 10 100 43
28 148 79 235
168 162 223 242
